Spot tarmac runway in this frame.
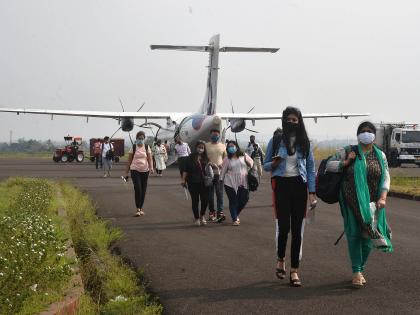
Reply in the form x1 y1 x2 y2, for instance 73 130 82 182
0 158 419 314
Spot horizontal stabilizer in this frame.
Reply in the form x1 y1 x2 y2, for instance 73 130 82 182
219 47 279 53
150 45 209 52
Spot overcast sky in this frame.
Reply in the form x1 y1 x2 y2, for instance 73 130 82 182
0 0 419 143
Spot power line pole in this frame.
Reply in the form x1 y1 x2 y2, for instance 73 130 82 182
9 130 12 145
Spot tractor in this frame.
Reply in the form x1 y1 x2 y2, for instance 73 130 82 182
53 136 85 163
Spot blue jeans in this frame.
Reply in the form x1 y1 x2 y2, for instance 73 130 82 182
224 185 249 222
208 175 224 213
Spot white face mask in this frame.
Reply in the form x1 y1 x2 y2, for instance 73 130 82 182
358 132 375 145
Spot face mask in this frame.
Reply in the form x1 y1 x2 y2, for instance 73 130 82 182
211 135 220 142
197 148 204 154
227 147 237 154
284 121 298 133
358 132 375 145
136 139 144 145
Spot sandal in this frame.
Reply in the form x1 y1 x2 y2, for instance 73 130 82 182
275 259 286 280
290 271 302 287
352 272 364 288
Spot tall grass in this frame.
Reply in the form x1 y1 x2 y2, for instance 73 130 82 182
60 183 163 314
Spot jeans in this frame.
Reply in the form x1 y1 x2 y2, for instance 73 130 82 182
224 185 249 222
208 175 224 213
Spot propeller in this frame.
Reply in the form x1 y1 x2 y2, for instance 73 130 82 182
225 101 260 145
110 99 147 145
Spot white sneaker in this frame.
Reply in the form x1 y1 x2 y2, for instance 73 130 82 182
232 220 240 226
195 219 201 226
103 173 108 178
200 216 207 225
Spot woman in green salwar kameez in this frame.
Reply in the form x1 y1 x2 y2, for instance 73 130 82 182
326 121 393 288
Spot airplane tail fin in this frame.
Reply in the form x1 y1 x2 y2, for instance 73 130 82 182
151 35 279 116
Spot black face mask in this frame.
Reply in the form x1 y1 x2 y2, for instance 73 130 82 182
284 121 298 133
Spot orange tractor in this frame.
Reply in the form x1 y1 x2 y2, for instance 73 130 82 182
53 136 85 163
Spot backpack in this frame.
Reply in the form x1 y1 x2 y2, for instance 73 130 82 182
103 143 114 160
315 145 358 204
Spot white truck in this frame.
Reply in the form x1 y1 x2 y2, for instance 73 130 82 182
375 123 420 167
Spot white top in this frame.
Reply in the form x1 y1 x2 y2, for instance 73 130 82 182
283 152 299 177
175 142 191 158
101 143 113 158
220 154 254 192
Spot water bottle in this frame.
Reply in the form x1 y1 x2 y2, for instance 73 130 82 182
306 200 317 224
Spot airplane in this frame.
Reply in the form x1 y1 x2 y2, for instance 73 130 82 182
0 34 368 159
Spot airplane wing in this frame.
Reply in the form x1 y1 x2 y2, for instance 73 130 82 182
0 107 191 121
217 112 370 120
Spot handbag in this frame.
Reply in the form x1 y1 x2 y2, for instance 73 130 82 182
247 168 259 192
204 163 214 187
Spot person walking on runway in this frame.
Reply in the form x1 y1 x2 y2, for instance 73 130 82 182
205 129 226 222
263 106 316 287
220 140 253 226
175 136 191 178
325 121 392 288
124 131 154 216
181 140 212 226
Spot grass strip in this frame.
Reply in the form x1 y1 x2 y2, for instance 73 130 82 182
390 177 420 196
60 182 163 315
0 178 73 314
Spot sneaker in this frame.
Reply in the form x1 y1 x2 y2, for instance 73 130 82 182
216 213 226 223
232 220 240 226
103 173 108 178
195 219 201 226
208 211 216 221
136 209 141 216
200 216 207 225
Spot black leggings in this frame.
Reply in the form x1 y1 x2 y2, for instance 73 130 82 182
272 176 308 269
188 182 209 219
131 170 149 209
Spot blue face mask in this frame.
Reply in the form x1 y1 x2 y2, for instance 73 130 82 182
227 146 237 154
136 139 144 145
211 135 220 142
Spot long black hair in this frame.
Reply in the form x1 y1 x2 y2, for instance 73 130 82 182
226 140 244 159
281 106 310 157
190 140 209 164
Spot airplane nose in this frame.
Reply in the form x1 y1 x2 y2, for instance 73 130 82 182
212 116 222 125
